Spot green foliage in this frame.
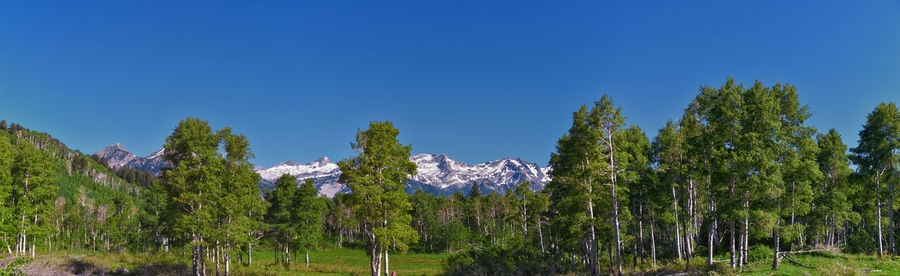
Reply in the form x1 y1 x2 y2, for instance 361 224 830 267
445 244 553 276
747 244 772 263
160 117 265 273
338 121 419 254
0 87 896 276
0 257 31 276
847 228 877 254
292 179 327 263
267 173 297 251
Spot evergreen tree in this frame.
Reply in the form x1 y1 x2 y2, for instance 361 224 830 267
470 181 481 198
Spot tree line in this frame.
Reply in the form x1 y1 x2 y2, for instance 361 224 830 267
1 78 898 276
448 78 900 275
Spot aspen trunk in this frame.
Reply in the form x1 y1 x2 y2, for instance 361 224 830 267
730 221 735 268
216 241 220 276
890 174 895 255
772 228 780 269
877 173 885 256
650 210 657 267
192 245 201 276
673 186 683 261
370 232 379 276
586 173 599 276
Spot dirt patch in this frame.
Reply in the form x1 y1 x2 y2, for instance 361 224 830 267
0 254 190 276
65 259 106 275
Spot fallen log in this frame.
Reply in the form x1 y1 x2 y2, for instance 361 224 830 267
668 270 704 276
780 253 816 270
779 248 830 254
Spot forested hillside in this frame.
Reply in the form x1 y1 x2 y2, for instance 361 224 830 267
0 120 144 259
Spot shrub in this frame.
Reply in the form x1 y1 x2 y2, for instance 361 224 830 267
749 244 773 263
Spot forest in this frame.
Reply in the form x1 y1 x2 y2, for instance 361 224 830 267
0 78 899 275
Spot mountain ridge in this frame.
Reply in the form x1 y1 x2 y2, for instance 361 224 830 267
95 144 551 197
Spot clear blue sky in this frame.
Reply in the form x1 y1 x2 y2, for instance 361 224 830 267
1 1 898 167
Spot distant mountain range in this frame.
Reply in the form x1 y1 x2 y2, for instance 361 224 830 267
94 143 168 175
95 144 551 197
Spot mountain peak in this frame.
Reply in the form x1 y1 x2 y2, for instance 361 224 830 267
94 145 169 175
94 143 136 168
260 153 551 198
104 143 128 151
315 156 331 165
277 160 302 167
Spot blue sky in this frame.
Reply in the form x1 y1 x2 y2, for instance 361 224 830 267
1 1 898 167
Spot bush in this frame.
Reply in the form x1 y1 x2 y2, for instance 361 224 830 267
749 244 773 263
1 257 31 276
846 228 875 254
444 243 555 275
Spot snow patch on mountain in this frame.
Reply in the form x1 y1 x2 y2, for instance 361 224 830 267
94 144 169 175
94 143 136 168
257 153 550 197
96 144 551 198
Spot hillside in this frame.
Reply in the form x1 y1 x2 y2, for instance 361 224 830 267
0 121 143 207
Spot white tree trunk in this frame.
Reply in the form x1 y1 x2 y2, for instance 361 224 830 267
877 173 885 256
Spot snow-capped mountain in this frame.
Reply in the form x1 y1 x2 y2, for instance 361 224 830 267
257 153 550 197
406 153 549 196
94 143 136 168
95 144 551 198
94 144 169 175
257 157 345 197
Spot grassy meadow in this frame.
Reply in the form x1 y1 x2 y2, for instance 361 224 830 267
1 248 448 275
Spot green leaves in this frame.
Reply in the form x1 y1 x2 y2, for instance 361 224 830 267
337 121 418 274
851 102 900 176
161 117 264 270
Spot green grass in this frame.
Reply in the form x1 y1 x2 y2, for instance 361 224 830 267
12 248 900 275
244 247 448 275
734 252 900 276
4 247 448 275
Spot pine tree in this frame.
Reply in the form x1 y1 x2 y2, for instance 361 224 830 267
470 181 481 198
